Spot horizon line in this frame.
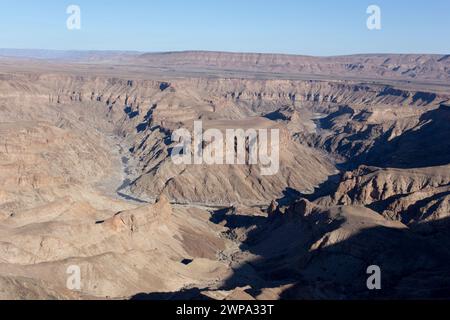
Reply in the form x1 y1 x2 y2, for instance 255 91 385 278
0 47 448 59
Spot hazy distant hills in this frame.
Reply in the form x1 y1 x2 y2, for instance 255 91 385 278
136 50 450 81
1 49 449 83
0 49 450 300
0 48 139 61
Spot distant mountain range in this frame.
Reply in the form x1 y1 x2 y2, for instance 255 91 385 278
1 49 449 83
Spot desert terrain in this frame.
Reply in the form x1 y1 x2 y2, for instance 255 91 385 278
0 50 449 299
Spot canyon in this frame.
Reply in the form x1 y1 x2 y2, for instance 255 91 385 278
0 50 449 299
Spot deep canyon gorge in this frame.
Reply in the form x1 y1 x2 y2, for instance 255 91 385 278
0 51 449 299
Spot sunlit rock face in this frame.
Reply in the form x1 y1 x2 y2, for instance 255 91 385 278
0 52 449 299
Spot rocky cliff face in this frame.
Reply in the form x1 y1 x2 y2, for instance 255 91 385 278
0 53 449 299
248 200 450 299
2 73 448 205
317 166 450 224
296 103 450 225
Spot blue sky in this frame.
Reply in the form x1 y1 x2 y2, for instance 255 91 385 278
0 0 449 55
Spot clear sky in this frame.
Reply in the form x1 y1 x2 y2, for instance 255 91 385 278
0 0 449 56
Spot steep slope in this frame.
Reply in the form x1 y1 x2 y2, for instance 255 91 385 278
192 199 450 300
0 196 232 299
2 73 449 205
0 55 449 300
300 104 450 224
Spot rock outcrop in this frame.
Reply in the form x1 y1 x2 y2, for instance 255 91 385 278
0 52 449 300
104 195 173 232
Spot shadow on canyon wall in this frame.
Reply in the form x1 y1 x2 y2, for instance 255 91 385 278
352 104 450 170
130 105 450 301
131 208 450 300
